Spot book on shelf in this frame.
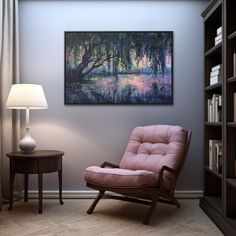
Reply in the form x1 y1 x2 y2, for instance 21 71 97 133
215 34 222 42
210 69 221 77
209 140 222 173
215 143 222 173
216 26 222 35
207 94 222 122
209 64 222 85
214 27 222 46
215 38 222 45
211 64 222 72
210 75 222 85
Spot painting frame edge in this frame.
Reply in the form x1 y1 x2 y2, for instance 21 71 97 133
64 31 174 105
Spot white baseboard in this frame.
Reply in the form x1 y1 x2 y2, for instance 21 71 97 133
25 190 203 199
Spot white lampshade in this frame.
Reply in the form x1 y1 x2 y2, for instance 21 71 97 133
6 84 48 109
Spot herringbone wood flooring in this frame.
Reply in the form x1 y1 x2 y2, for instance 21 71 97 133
0 199 222 236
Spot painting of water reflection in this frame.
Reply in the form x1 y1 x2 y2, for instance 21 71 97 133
65 32 173 104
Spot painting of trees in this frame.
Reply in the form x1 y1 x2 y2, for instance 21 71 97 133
65 32 173 104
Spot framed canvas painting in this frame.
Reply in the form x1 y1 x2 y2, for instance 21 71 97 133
65 31 173 104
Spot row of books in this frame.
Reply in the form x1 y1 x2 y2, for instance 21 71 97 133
207 94 222 122
209 140 222 173
209 64 222 86
215 26 222 46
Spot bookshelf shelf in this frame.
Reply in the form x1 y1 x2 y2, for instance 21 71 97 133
228 31 236 40
205 43 222 57
227 76 236 83
227 178 236 188
204 122 222 126
204 196 222 213
205 83 222 91
201 0 236 234
205 166 222 179
227 122 236 127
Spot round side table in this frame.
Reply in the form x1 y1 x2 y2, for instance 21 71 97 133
7 150 64 214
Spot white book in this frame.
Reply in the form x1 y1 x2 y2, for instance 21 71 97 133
208 99 212 122
215 97 219 122
209 140 213 169
209 101 213 122
218 95 222 106
210 75 222 85
209 140 221 171
234 53 236 77
210 77 217 85
212 94 221 122
210 69 221 77
215 34 222 42
215 38 222 45
215 143 222 173
212 64 222 71
234 93 236 122
217 26 222 35
212 94 216 122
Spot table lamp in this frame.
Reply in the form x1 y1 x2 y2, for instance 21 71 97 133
6 84 48 153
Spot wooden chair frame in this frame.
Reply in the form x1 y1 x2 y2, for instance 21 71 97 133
86 130 192 225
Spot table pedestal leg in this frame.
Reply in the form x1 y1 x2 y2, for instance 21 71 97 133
8 168 15 211
24 173 29 202
58 170 64 204
38 173 43 214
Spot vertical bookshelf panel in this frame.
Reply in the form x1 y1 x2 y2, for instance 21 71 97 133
226 127 236 178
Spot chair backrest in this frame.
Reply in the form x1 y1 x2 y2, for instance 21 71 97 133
120 125 190 174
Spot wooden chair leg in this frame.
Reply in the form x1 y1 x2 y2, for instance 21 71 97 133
143 198 157 225
172 197 180 208
87 191 104 214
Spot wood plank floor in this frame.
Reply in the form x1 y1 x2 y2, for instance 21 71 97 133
0 199 222 236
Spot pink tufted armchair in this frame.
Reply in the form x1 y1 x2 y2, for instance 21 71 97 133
84 125 191 225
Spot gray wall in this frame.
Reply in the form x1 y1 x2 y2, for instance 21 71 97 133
19 0 207 191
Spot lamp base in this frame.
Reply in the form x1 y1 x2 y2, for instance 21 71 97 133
19 128 36 153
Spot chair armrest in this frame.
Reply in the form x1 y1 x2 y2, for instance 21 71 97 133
159 165 177 190
160 165 177 175
100 161 119 168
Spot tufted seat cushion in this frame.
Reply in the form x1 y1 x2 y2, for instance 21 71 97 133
84 166 159 188
120 125 187 175
85 125 187 190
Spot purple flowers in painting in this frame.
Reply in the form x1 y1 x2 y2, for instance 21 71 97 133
65 32 173 104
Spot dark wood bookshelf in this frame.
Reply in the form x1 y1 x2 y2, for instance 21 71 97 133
227 122 236 127
228 31 236 40
205 82 222 91
204 122 222 126
227 76 236 83
227 178 236 188
205 166 222 179
201 0 236 234
204 196 222 212
205 43 222 57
